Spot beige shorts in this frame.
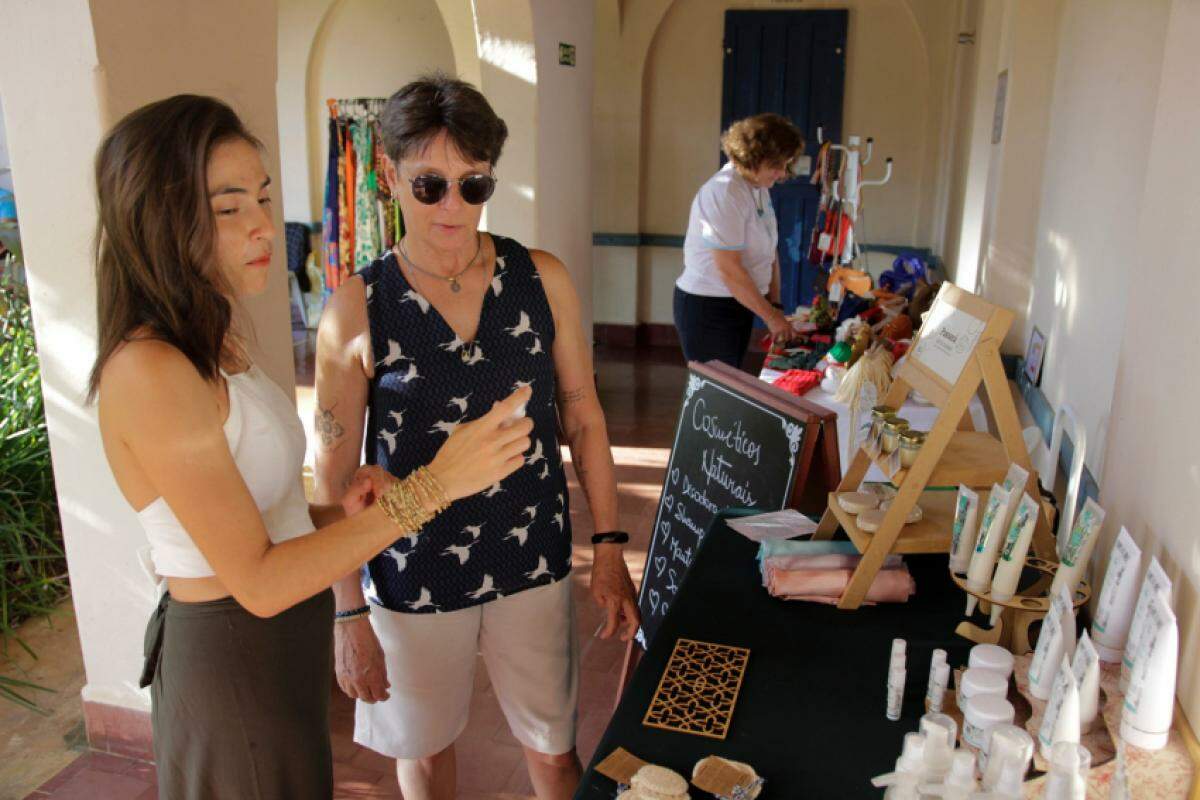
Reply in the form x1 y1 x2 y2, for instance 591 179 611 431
354 576 579 759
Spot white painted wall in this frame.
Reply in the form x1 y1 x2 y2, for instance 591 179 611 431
277 0 335 223
607 0 959 325
1023 0 1169 477
0 99 12 193
1 0 294 714
1095 0 1200 730
971 0 1062 354
532 0 595 335
305 0 456 223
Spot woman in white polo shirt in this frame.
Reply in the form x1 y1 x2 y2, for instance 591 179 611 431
674 113 805 368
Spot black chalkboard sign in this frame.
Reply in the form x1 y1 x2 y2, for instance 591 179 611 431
635 361 837 648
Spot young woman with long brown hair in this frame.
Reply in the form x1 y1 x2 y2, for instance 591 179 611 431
90 94 531 799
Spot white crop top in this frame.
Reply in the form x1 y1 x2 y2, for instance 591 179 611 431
135 365 316 578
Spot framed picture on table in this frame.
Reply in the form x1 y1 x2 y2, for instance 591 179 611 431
1024 326 1046 386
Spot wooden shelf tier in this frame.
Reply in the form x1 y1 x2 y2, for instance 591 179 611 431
826 488 988 555
865 430 1010 489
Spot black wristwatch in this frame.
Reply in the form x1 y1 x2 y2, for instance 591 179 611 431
591 531 630 545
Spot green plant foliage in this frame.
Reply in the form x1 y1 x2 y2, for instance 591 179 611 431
0 259 68 711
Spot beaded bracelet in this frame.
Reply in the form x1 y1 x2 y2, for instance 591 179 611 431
377 466 450 533
334 605 370 623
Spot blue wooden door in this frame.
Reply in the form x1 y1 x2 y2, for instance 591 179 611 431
722 10 847 309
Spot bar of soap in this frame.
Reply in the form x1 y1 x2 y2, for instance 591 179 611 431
631 765 690 799
837 492 879 514
880 499 924 523
692 756 762 799
856 509 885 532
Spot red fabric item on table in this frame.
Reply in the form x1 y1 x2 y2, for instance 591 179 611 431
809 334 832 344
771 369 822 396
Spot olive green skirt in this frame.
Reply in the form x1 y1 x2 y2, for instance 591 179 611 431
142 590 334 800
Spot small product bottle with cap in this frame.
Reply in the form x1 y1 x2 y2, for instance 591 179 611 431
919 713 957 782
926 649 949 713
887 653 907 722
1042 742 1091 800
959 667 1008 704
989 754 1029 800
980 724 1033 790
920 751 977 799
962 694 1015 750
871 733 926 800
969 644 1015 680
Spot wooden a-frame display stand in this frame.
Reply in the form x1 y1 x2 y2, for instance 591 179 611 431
813 283 1055 609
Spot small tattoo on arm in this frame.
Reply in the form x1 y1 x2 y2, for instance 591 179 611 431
316 404 346 448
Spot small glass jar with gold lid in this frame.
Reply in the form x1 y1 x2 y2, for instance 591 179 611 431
868 405 897 442
881 418 910 454
898 429 927 468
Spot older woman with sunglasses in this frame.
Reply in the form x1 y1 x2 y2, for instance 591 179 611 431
314 74 638 800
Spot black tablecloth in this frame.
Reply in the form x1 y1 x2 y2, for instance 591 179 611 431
574 510 974 799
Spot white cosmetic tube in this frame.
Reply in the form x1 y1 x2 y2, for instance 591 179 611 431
1091 527 1142 663
1028 599 1066 701
1052 584 1077 668
949 485 980 575
964 484 1013 616
1121 556 1172 690
1121 592 1178 750
1048 497 1106 601
988 493 1040 624
1071 631 1100 734
1038 655 1080 760
1001 462 1030 495
926 661 950 714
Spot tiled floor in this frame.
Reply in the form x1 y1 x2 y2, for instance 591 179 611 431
13 344 695 799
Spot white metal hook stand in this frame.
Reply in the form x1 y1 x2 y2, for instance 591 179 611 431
815 124 894 266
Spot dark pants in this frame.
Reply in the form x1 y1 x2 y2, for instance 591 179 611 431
143 590 335 800
673 286 756 370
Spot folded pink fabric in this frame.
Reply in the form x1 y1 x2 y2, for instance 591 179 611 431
763 553 903 573
766 565 916 604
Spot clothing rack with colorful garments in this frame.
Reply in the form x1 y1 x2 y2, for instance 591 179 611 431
321 97 404 292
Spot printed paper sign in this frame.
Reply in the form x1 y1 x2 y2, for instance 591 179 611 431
911 299 986 385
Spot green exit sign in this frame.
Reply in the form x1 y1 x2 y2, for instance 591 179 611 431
559 43 576 67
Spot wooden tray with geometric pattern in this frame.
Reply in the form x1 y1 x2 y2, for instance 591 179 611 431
642 638 750 740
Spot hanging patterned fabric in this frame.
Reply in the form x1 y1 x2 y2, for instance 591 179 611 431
373 119 403 249
322 109 340 293
320 98 405 289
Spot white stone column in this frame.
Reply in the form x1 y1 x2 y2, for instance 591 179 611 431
0 0 294 747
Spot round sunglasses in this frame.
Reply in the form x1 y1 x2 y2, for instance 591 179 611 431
406 172 497 205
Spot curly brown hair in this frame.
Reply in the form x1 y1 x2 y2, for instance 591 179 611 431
721 113 805 174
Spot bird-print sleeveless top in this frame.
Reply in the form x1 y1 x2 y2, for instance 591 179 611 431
357 234 572 614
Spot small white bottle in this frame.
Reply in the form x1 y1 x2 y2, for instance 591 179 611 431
919 713 957 782
980 724 1033 790
920 751 977 800
1042 742 1091 800
887 653 907 722
871 733 926 800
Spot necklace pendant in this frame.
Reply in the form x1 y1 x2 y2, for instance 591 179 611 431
449 277 461 293
460 347 470 363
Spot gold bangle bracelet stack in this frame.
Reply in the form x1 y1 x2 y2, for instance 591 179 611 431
377 466 451 533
